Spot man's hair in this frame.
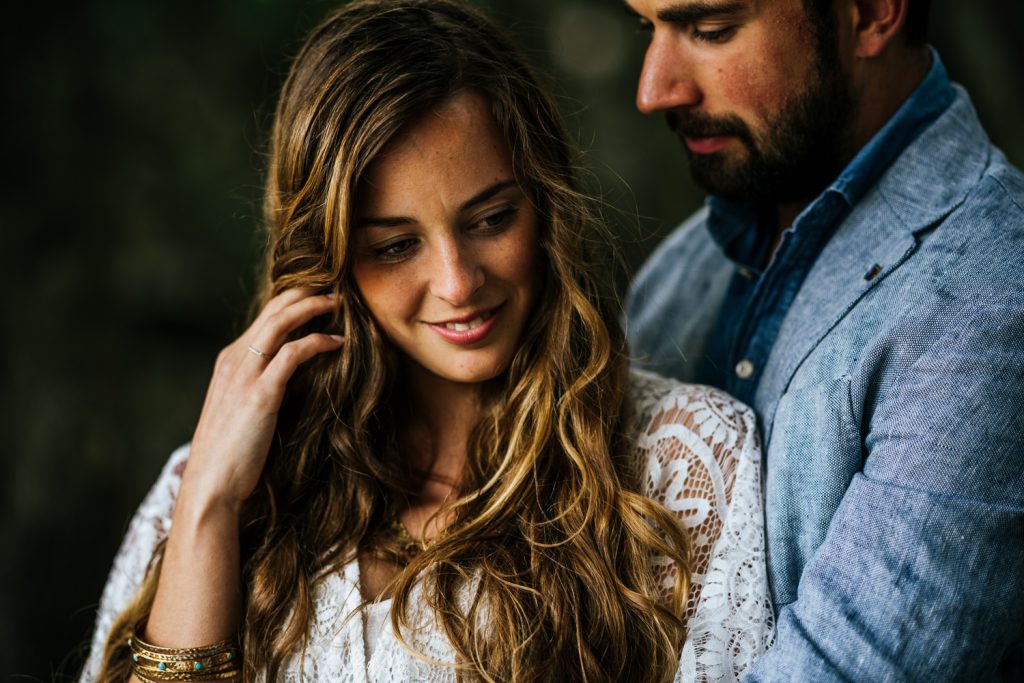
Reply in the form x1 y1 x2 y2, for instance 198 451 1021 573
805 0 931 46
903 0 931 45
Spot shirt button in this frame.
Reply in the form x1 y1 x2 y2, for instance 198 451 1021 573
735 359 755 380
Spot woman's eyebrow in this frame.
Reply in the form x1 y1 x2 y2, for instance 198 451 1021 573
356 179 519 229
459 179 519 212
355 215 414 229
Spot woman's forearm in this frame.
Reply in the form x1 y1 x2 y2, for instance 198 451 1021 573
145 484 243 645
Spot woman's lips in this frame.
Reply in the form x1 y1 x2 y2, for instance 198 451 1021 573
426 303 504 346
684 135 734 154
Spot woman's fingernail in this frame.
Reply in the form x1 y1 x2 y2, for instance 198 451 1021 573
329 335 344 342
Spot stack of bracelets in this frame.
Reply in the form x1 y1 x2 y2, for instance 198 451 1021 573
129 620 241 681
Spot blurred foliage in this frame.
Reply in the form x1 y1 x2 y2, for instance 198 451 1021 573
0 0 1021 678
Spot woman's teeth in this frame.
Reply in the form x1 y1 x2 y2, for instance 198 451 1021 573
444 310 494 331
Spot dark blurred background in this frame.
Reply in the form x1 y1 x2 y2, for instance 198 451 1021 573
1 1 1021 679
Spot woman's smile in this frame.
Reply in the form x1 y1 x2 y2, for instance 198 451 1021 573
426 302 505 345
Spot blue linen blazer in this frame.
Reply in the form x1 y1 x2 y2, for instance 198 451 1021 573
627 86 1024 680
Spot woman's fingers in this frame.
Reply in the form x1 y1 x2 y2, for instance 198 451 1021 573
183 291 344 508
199 290 339 422
254 287 318 322
261 333 344 389
246 294 340 362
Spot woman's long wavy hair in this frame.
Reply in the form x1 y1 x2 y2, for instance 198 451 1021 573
98 1 691 681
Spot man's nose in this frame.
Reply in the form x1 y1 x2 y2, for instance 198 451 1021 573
636 35 702 114
431 240 484 306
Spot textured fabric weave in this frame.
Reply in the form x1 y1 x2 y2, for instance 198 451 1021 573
627 76 1024 680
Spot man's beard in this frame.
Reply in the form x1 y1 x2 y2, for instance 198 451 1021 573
669 49 856 206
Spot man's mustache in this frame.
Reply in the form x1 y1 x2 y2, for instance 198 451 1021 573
666 110 751 141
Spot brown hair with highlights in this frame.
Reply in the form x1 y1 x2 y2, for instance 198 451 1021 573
97 2 691 681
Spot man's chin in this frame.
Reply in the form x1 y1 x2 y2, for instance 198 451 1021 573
687 154 758 202
690 158 837 206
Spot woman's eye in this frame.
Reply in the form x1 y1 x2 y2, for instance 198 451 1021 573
475 208 517 232
373 238 418 261
692 25 737 43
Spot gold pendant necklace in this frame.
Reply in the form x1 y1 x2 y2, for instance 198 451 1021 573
387 507 426 563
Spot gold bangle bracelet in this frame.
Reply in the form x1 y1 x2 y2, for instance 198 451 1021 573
134 668 239 683
129 618 241 681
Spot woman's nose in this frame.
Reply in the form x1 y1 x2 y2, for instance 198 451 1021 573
430 240 484 306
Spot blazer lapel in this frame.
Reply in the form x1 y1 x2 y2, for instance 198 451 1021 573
755 199 917 442
755 86 991 440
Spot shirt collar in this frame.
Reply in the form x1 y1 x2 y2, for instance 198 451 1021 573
831 47 954 206
707 47 954 262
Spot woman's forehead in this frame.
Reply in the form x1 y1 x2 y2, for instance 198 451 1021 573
357 92 515 216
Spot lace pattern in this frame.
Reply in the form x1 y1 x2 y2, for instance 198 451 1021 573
80 372 774 682
629 372 775 681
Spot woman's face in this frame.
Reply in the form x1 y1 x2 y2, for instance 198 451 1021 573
352 91 542 390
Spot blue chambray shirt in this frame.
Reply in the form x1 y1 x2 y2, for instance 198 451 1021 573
699 51 955 407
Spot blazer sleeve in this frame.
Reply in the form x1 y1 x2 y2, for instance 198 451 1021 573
746 301 1024 681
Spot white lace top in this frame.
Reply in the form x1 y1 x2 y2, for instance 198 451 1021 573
81 371 774 681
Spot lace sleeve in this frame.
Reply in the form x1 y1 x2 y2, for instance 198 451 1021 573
79 445 189 682
630 371 774 682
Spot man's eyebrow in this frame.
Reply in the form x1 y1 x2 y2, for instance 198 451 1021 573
355 180 519 229
656 1 747 25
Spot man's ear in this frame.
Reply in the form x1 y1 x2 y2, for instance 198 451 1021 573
848 0 909 57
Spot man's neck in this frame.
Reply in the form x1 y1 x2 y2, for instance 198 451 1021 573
772 46 933 242
846 47 933 167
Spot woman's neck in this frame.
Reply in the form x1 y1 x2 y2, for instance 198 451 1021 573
401 363 483 486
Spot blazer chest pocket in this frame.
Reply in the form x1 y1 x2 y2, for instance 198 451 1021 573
764 375 862 605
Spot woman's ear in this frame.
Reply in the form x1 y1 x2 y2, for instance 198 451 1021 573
847 0 910 58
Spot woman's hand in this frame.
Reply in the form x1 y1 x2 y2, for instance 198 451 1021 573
140 289 342 650
181 288 343 513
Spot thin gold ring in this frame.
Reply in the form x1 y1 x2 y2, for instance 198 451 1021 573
247 344 274 360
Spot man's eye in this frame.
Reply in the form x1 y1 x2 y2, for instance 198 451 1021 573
624 5 653 35
692 25 737 43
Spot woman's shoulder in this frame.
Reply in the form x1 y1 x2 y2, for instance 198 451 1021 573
138 444 190 528
79 444 192 681
627 372 774 679
106 444 189 551
103 443 190 592
155 443 191 490
627 368 762 506
628 368 757 449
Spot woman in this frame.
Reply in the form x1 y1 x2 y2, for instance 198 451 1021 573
81 1 772 681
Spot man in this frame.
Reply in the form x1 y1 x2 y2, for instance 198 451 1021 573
623 0 1024 679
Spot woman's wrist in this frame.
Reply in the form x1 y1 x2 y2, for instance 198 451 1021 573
176 448 254 517
172 480 245 533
